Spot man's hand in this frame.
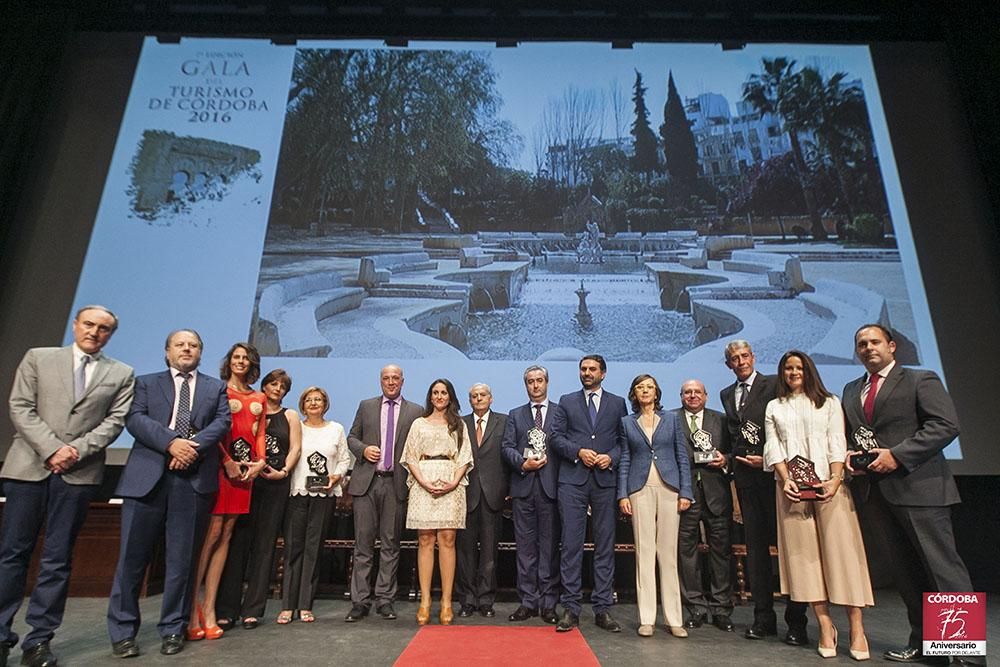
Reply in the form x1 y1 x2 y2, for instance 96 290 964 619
594 453 612 470
363 445 381 463
168 457 188 471
706 451 727 469
46 445 79 473
522 455 547 472
735 454 764 469
845 451 865 475
619 498 632 516
578 448 599 467
866 448 899 474
167 438 198 467
678 498 692 512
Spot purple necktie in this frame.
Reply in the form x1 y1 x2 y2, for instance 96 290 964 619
383 399 395 471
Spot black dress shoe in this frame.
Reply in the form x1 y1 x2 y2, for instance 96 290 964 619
19 642 57 667
540 608 559 624
508 606 538 622
784 626 809 646
685 613 707 629
479 605 496 618
744 621 777 640
110 639 139 659
2 642 9 667
458 604 476 618
375 603 397 620
712 614 734 632
344 605 369 622
555 610 580 632
159 635 184 656
594 611 621 633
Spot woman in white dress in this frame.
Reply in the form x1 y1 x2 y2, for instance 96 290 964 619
400 379 473 626
764 351 873 661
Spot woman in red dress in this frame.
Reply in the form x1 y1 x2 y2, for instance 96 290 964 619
187 343 266 640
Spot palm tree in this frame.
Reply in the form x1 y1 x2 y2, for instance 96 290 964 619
743 57 827 240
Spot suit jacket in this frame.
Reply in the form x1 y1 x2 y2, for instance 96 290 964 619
842 364 961 507
618 410 693 501
720 373 776 489
463 410 508 512
116 369 231 497
675 406 732 516
501 402 564 501
553 389 627 488
4 346 135 485
347 395 423 502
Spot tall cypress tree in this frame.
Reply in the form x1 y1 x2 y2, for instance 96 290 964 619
630 69 659 175
659 71 699 190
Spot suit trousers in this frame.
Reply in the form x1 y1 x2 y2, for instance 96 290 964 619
511 477 560 611
107 473 214 642
350 476 402 608
456 502 501 608
0 476 95 649
216 478 290 620
736 479 808 629
678 479 732 618
559 475 617 615
281 494 332 610
629 470 682 627
859 482 974 649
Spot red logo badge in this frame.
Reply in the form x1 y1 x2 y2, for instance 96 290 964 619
923 592 986 656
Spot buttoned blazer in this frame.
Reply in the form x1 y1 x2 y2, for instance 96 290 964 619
842 364 960 507
720 373 777 489
116 370 231 497
501 402 564 501
617 410 693 501
675 406 732 516
552 389 627 488
463 411 508 512
4 345 135 485
346 396 423 501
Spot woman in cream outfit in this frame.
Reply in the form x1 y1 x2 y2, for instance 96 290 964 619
764 351 873 661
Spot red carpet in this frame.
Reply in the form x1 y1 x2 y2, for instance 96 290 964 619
394 626 600 666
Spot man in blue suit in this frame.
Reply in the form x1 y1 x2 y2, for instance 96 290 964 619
501 365 563 625
106 330 230 658
553 354 627 633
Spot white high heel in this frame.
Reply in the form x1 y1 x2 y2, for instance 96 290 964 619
817 627 838 658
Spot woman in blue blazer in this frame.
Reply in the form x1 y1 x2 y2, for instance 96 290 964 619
618 374 693 638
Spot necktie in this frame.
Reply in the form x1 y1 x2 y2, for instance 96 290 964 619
588 392 598 427
476 417 484 446
863 373 880 423
737 382 749 416
382 399 395 471
74 354 91 402
533 404 543 429
689 413 698 432
175 373 192 436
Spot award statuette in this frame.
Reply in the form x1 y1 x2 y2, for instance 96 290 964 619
306 451 329 492
787 455 823 501
524 427 547 461
850 426 880 470
265 433 285 471
740 420 763 456
690 429 717 465
229 437 253 464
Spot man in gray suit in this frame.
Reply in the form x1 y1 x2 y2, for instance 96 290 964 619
456 383 507 619
844 324 980 666
674 379 734 632
345 364 422 622
1 306 134 667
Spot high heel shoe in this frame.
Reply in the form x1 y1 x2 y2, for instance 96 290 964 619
416 603 431 626
817 627 838 658
186 605 206 641
439 603 454 626
849 634 870 661
203 624 224 640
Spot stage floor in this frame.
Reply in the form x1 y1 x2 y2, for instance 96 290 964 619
7 593 996 665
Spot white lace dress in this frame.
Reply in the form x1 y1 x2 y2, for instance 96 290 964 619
400 418 473 529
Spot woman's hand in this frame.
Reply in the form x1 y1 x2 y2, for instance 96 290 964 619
678 498 692 512
223 459 244 480
259 465 283 481
618 498 632 516
782 477 802 503
816 477 841 503
245 459 267 481
323 474 342 492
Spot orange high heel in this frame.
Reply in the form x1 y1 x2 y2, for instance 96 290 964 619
186 605 206 641
416 603 431 626
439 603 454 626
203 624 224 640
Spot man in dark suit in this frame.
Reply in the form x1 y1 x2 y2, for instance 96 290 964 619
553 354 627 633
1 306 134 667
456 383 507 619
501 365 563 625
106 329 231 658
675 379 734 632
720 340 808 644
844 324 980 665
345 364 422 622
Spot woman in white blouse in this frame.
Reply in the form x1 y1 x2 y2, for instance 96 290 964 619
277 386 350 624
764 351 873 661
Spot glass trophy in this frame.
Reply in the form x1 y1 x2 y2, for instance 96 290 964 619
690 428 717 464
306 451 329 492
265 433 284 470
740 420 763 456
787 455 823 500
524 427 547 460
851 425 880 470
